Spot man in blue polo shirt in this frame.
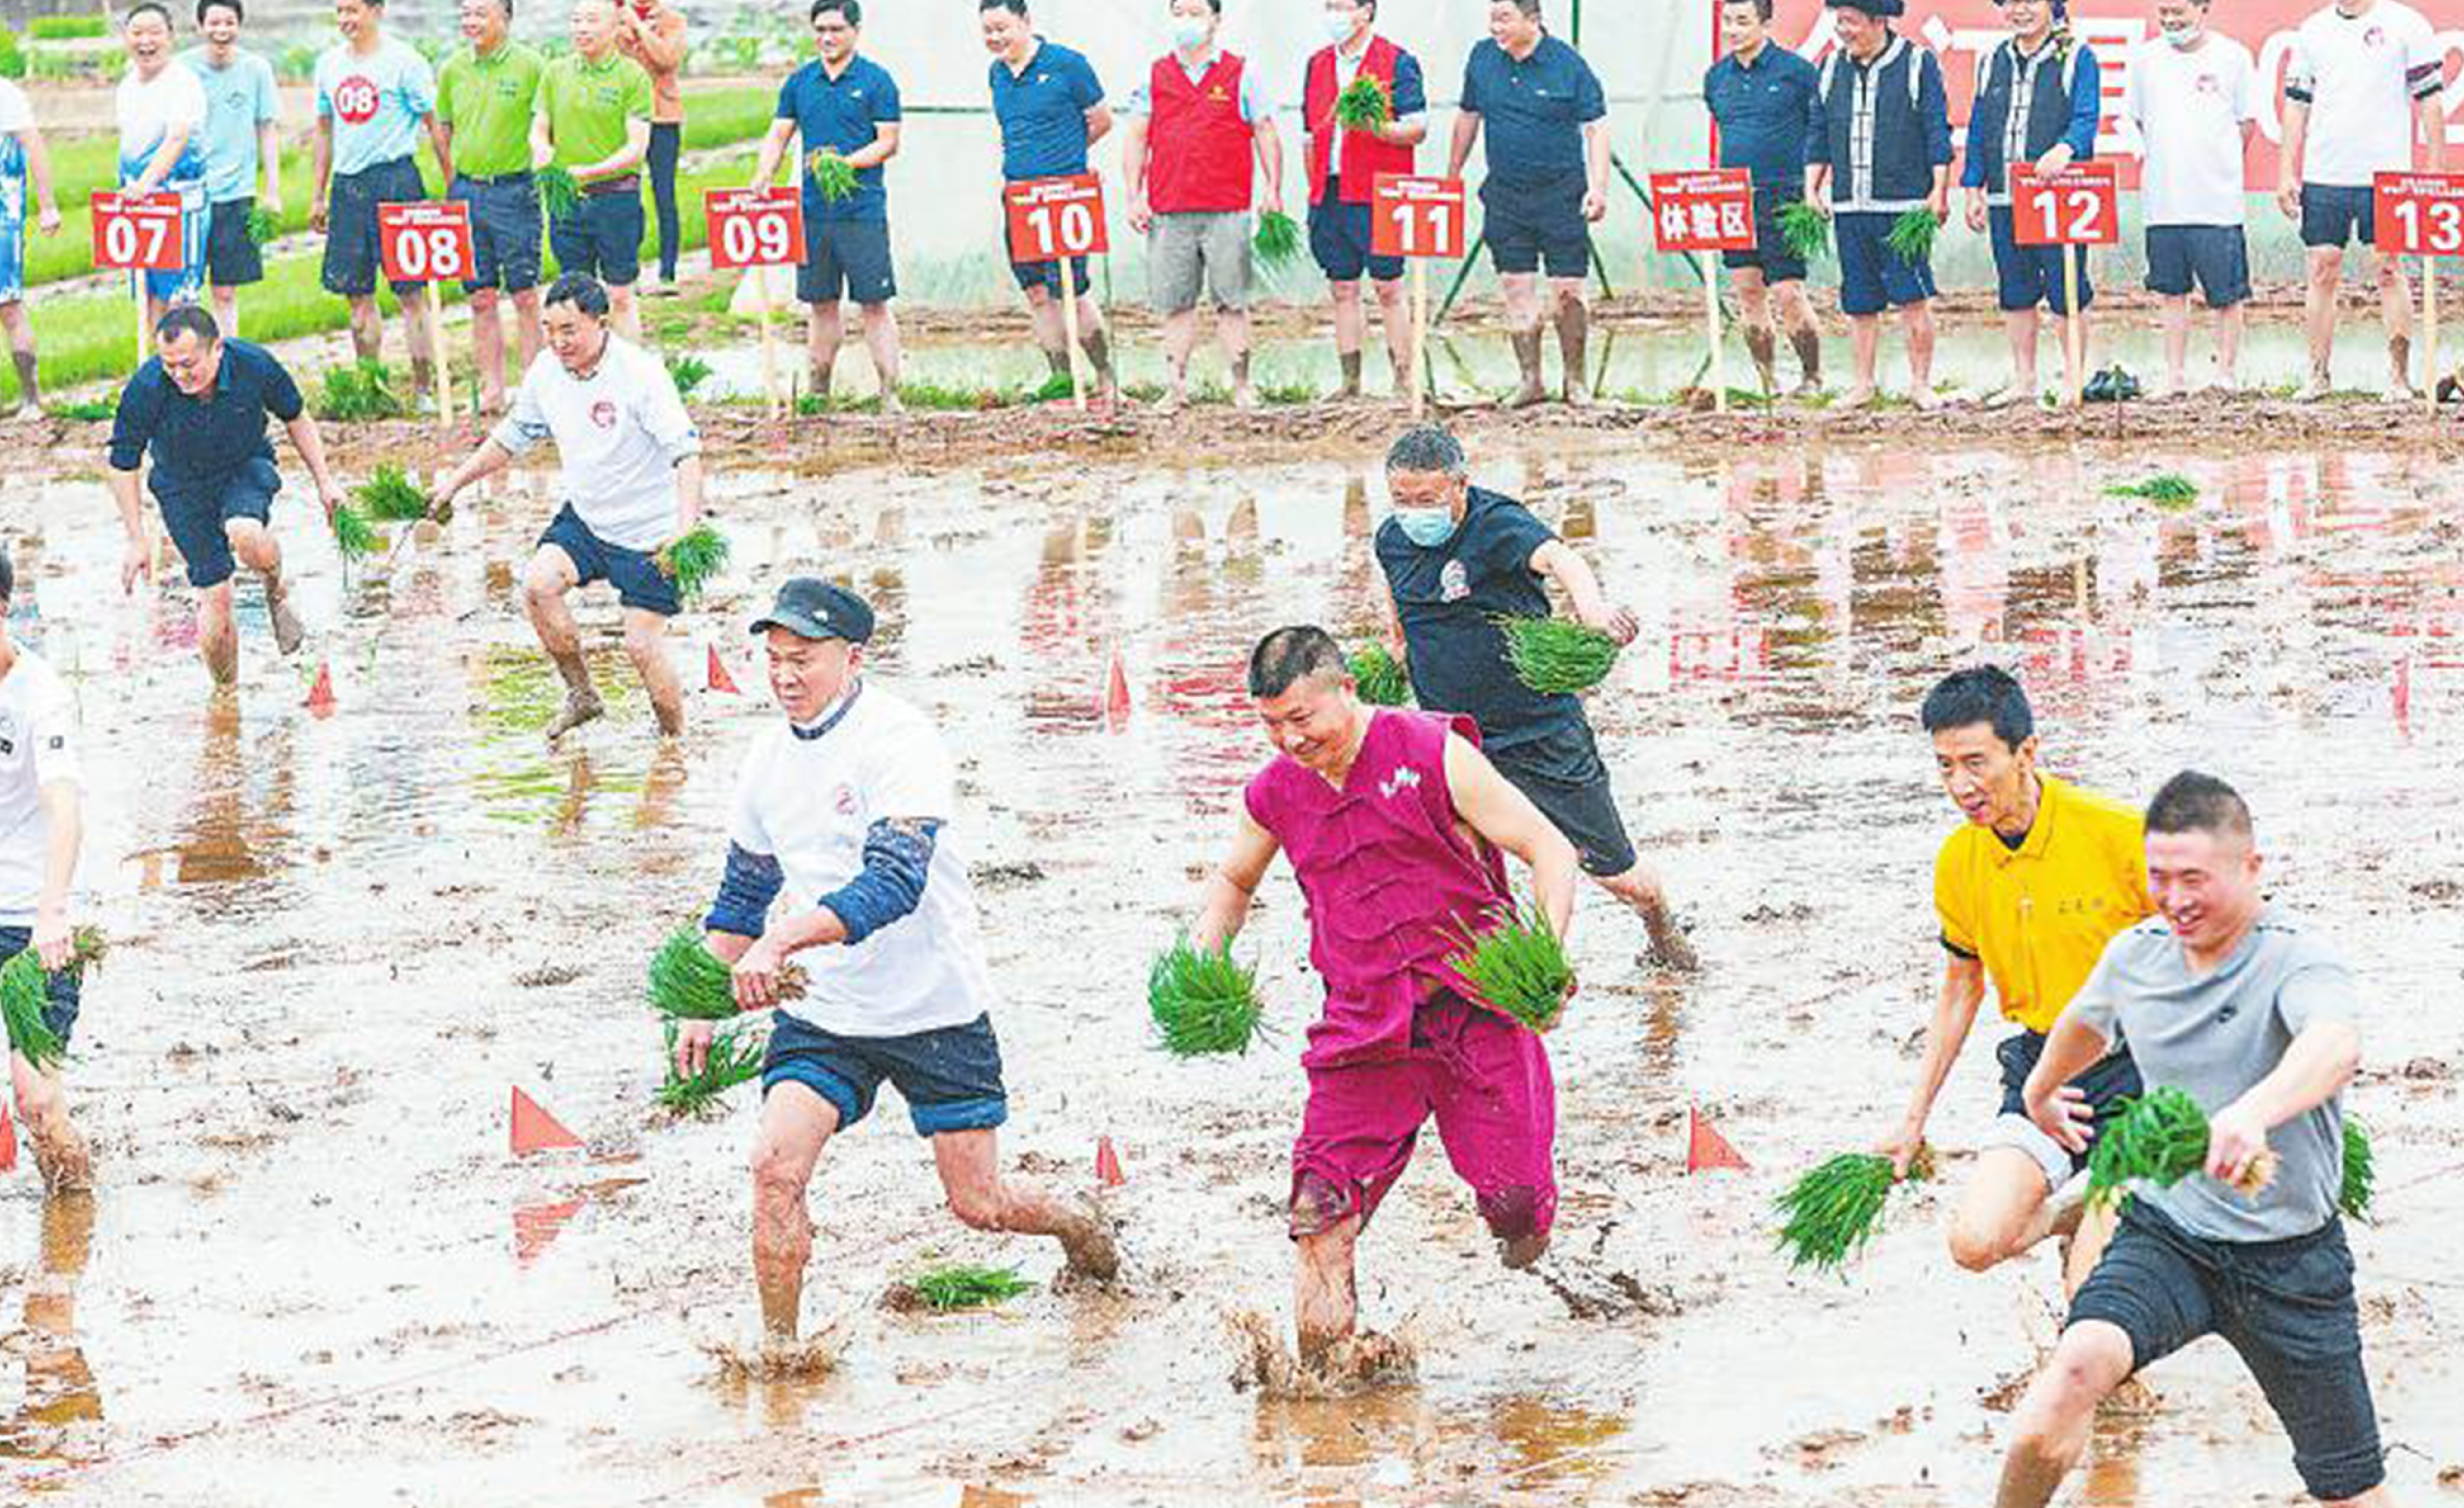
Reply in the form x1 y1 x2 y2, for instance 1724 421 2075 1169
982 0 1118 408
1705 0 1823 395
104 306 350 689
1449 0 1610 408
755 0 904 411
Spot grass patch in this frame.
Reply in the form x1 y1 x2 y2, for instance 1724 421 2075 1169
48 394 113 421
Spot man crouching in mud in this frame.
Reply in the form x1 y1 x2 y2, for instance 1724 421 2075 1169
1189 625 1578 1370
671 579 1116 1354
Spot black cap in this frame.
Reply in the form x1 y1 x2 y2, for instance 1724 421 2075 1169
750 578 875 645
1827 0 1904 14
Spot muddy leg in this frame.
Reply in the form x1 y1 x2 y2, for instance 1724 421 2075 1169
1997 1321 2132 1507
859 301 902 411
749 1081 839 1341
932 1128 1118 1281
807 301 844 404
1292 1207 1361 1363
1551 283 1591 405
1330 279 1366 397
622 607 683 738
228 518 301 657
346 294 384 366
12 1052 89 1195
1370 276 1413 395
1947 1146 2056 1273
522 545 602 740
1022 283 1071 382
1598 861 1695 972
1501 272 1545 407
197 579 240 688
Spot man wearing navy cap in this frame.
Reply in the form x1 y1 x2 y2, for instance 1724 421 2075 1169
674 578 1119 1348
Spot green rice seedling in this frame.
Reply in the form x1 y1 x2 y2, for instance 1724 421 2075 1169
2339 1118 2373 1222
805 148 859 204
1030 373 1076 404
1347 641 1412 707
1252 209 1302 271
47 395 114 422
2086 1086 2276 1212
1334 75 1392 132
1147 937 1268 1057
315 359 407 422
657 1017 768 1116
245 205 278 247
1444 901 1573 1033
664 352 713 399
0 927 106 1073
330 502 380 559
652 524 730 601
537 165 582 220
908 1264 1035 1312
1777 201 1831 262
2105 474 2199 509
646 924 804 1021
353 463 431 522
1495 615 1620 695
1773 1146 1934 1274
1884 207 1938 265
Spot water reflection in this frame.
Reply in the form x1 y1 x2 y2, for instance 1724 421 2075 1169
0 1194 102 1463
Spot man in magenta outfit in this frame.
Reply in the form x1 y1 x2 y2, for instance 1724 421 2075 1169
1191 624 1579 1361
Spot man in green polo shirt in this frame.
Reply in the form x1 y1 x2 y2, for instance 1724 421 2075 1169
438 0 545 413
532 0 652 337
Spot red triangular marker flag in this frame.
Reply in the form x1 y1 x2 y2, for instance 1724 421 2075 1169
510 1085 582 1155
513 1198 586 1266
304 662 337 717
707 644 742 695
1103 650 1132 730
2392 656 2411 726
1686 1106 1750 1174
1095 1135 1125 1187
0 1103 16 1173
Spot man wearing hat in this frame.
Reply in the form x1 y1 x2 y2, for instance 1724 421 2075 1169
1806 0 1952 408
672 578 1120 1349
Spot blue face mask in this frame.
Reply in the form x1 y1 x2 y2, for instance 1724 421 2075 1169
1395 507 1457 547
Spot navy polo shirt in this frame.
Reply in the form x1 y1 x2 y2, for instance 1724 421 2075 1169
988 38 1104 181
1704 43 1819 189
106 338 304 489
777 54 902 224
1459 36 1606 189
1374 487 1581 753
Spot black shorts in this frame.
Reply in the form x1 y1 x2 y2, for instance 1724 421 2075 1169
762 1010 1009 1137
798 217 896 306
452 172 544 294
2070 1201 2383 1501
2145 224 2251 307
537 503 679 616
1482 171 1590 279
1308 180 1404 284
2299 183 2375 251
550 186 645 286
322 156 427 298
1993 1028 2143 1185
0 926 82 1049
150 455 281 590
205 197 264 288
1721 182 1808 284
1003 196 1093 297
1486 721 1634 878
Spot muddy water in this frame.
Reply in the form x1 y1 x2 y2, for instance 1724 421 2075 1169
0 437 2458 1506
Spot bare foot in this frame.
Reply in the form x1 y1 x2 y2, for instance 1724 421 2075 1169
1227 1310 1417 1398
1232 383 1260 411
267 590 306 657
1562 378 1592 408
1504 380 1546 410
544 688 604 741
1841 383 1877 409
34 1128 93 1195
1056 1195 1120 1283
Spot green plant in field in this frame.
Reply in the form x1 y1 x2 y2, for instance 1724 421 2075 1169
646 924 802 1021
908 1264 1034 1312
353 463 431 522
48 395 114 422
1495 615 1620 695
1334 75 1392 132
1777 201 1831 262
657 1018 768 1116
0 28 24 81
1347 641 1412 707
1147 938 1268 1057
1252 209 1301 271
1884 208 1939 265
1773 1146 1934 1274
28 15 107 39
805 148 859 204
537 165 582 220
0 927 106 1073
330 502 381 559
1029 373 1076 404
246 205 278 247
316 359 407 422
1444 901 1572 1032
2339 1117 2373 1222
2087 1087 2277 1212
664 352 713 399
652 524 729 601
2105 474 2199 509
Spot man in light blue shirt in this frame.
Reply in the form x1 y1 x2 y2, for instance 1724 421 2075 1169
184 0 281 335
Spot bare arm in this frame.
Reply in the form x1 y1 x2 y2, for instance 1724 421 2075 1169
529 106 554 172
281 412 348 518
1121 111 1151 228
751 117 796 185
2416 93 2446 173
129 123 195 197
2277 99 2309 216
310 115 334 228
1529 539 1635 641
1446 109 1481 179
1444 733 1578 939
1192 815 1280 951
1255 118 1284 210
673 455 704 534
627 12 688 75
425 110 453 186
106 466 152 594
1581 117 1610 217
585 116 652 181
257 121 282 210
1084 102 1114 150
2206 1019 2361 1185
1880 955 1987 1174
2020 1006 2117 1154
30 781 81 967
435 437 519 503
1381 112 1429 149
22 127 58 228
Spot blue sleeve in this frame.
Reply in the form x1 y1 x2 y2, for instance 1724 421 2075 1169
1922 53 1953 167
106 367 163 472
1069 51 1102 110
1481 503 1558 583
1392 51 1426 116
263 352 305 423
1804 73 1830 167
1458 50 1482 115
816 818 942 946
774 73 798 122
876 69 902 123
1702 65 1722 123
1576 56 1606 122
704 841 785 937
2065 46 2102 158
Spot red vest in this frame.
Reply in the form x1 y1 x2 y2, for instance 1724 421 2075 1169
1304 34 1417 207
1147 51 1253 214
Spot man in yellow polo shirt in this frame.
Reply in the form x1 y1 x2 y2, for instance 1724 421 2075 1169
1879 666 2153 1296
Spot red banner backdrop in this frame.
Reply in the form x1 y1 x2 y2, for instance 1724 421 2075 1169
1765 2 2464 190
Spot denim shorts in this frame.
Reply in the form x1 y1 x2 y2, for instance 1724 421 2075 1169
1986 1028 2143 1191
550 187 645 286
797 217 896 306
1834 209 1937 316
762 1010 1010 1137
0 926 82 1049
1987 204 2092 314
536 503 679 617
1308 179 1403 284
452 173 545 294
1482 171 1590 278
1485 721 1635 878
152 456 281 590
2070 1201 2383 1501
2145 224 2251 307
205 197 265 287
2299 183 2375 251
322 156 427 298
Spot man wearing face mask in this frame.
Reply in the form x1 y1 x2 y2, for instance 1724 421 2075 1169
2121 0 2257 395
1371 425 1695 971
1299 0 1427 400
1121 0 1283 414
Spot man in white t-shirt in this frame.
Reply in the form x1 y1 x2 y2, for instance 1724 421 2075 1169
433 272 701 741
2124 0 2257 394
117 1 213 328
0 554 92 1193
672 578 1118 1347
0 75 63 416
2277 0 2445 400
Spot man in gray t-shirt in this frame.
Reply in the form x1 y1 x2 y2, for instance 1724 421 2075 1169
1997 771 2387 1508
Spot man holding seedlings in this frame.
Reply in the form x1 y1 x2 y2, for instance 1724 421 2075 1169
534 0 655 340
1704 0 1823 396
1192 625 1577 1366
0 54 60 416
117 2 212 331
183 0 282 337
0 552 93 1191
433 273 698 740
751 0 905 409
674 578 1118 1348
437 0 547 414
1372 425 1695 969
1881 667 2152 1294
2002 773 2385 1508
105 306 349 687
1300 0 1427 400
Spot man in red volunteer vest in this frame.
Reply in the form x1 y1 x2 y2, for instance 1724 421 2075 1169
1301 0 1428 401
1122 0 1284 413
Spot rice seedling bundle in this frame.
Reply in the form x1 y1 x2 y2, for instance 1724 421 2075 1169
1773 1146 1933 1273
909 1264 1034 1312
1884 207 1939 266
0 927 106 1073
1444 902 1572 1032
805 149 859 204
657 1017 768 1115
2339 1117 2373 1222
2105 474 2198 509
1347 641 1411 707
1147 938 1268 1056
1495 615 1620 695
354 463 432 522
1334 75 1392 132
537 165 583 220
1252 209 1302 271
645 924 804 1020
2086 1086 2276 1212
315 359 406 422
664 352 713 399
330 502 380 559
652 525 730 602
1777 201 1832 262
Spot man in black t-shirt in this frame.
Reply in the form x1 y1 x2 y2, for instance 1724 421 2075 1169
1371 424 1695 970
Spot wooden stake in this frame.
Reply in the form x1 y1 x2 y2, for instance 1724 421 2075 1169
752 266 782 418
1410 257 1429 420
135 277 149 377
1059 256 1085 412
2062 245 2084 408
2424 255 2438 420
426 281 455 428
1704 250 1724 414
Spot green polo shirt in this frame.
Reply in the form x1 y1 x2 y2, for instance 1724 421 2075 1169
438 40 545 178
538 50 652 173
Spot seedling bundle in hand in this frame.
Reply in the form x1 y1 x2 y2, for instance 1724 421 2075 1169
537 165 582 220
806 148 859 204
1884 208 1938 266
354 463 433 522
653 525 731 603
1496 615 1620 695
1347 641 1412 707
1334 75 1392 132
2339 1117 2374 1221
1444 901 1572 1033
330 503 381 560
1777 201 1832 262
1252 210 1302 272
645 924 805 1021
657 1016 768 1115
1147 937 1268 1056
0 927 106 1073
1773 1146 1934 1274
2086 1086 2276 1211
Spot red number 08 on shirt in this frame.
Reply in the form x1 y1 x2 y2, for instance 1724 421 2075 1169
377 201 476 283
2374 172 2464 258
91 192 185 272
1004 173 1108 261
1371 174 1465 259
704 187 807 270
2010 163 2120 247
1647 169 1756 253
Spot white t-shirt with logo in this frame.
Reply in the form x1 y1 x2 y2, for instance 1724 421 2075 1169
726 683 998 1040
0 650 83 926
2284 0 2444 188
2124 35 2257 226
494 336 700 552
115 62 208 171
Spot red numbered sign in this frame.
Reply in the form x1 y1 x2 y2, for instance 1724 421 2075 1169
1370 175 1467 259
2010 163 2120 247
704 187 807 270
1004 174 1108 262
1648 169 1757 253
376 201 475 284
2374 172 2464 258
91 192 184 272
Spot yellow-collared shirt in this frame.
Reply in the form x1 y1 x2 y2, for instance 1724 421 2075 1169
1933 773 2154 1035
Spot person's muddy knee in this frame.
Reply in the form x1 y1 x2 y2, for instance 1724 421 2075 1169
1288 1171 1353 1242
1477 1185 1552 1268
